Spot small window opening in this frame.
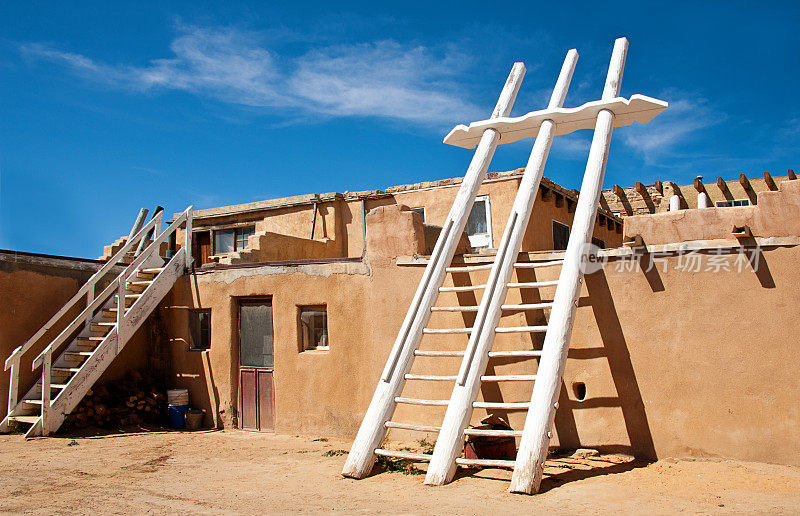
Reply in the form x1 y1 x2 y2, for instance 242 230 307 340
410 207 426 223
552 221 570 251
299 305 328 351
188 309 211 350
715 199 751 207
572 382 587 402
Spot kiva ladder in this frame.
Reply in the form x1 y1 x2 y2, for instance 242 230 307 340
344 37 667 494
1 206 193 437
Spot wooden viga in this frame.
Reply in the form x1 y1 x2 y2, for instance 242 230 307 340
342 37 667 494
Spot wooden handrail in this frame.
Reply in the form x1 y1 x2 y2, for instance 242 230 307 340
30 207 192 370
4 211 164 371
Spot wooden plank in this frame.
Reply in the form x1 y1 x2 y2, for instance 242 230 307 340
456 457 516 468
463 428 523 437
764 171 777 190
374 449 432 462
394 397 449 406
480 374 536 382
438 284 486 292
494 326 548 333
385 421 440 432
488 350 543 358
422 328 472 334
404 374 458 381
414 350 465 357
473 401 530 409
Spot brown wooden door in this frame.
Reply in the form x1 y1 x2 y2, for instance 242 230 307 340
238 299 275 431
193 231 211 265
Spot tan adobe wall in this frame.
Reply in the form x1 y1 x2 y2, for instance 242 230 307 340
159 205 800 467
624 178 800 245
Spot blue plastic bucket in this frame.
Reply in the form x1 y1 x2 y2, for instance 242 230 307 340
168 404 190 429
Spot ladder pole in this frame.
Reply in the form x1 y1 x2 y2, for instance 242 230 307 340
425 49 579 486
509 37 628 495
342 62 526 480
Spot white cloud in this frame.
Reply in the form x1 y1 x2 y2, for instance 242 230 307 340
621 92 726 165
20 26 484 127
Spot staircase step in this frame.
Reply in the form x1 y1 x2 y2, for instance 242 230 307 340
513 260 564 268
455 457 516 468
374 449 432 462
10 415 39 425
480 374 537 382
488 350 543 358
395 397 449 406
50 383 68 389
127 280 152 287
422 328 472 334
65 351 94 357
404 374 457 381
439 284 486 292
430 306 480 312
495 326 548 333
473 401 530 409
52 367 81 373
500 302 554 310
414 350 465 357
78 336 106 342
22 399 43 406
385 421 441 433
463 428 523 437
506 280 559 288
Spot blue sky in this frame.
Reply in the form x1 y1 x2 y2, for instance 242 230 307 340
1 1 798 258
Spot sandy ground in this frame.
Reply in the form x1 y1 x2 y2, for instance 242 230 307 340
1 429 799 515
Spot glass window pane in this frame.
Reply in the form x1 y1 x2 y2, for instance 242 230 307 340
466 200 487 235
215 229 235 254
236 226 255 250
240 301 273 367
189 310 211 350
300 305 328 350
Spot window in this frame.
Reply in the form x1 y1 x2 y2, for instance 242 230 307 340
213 226 255 254
591 237 606 249
188 309 211 350
552 221 570 251
410 207 426 223
466 195 493 248
299 305 328 351
715 199 751 207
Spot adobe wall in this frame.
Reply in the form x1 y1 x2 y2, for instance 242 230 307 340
0 252 152 421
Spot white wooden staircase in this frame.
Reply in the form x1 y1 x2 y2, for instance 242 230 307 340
1 206 193 437
343 38 667 494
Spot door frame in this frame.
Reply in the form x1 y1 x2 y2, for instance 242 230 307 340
236 296 275 432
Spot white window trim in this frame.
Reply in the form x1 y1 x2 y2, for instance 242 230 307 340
467 195 493 249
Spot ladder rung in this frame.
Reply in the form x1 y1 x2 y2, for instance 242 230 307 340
422 328 472 334
514 260 564 268
414 350 465 357
445 263 493 272
495 326 548 333
501 302 554 310
385 421 441 432
473 401 530 409
463 428 523 437
439 284 486 292
488 350 542 358
455 457 516 468
404 374 458 381
395 397 449 406
507 280 559 288
374 449 432 462
480 374 536 382
430 306 480 312
140 268 164 274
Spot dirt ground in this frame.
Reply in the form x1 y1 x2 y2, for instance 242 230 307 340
1 429 799 515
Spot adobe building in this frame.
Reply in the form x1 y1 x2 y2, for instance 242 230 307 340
2 168 799 470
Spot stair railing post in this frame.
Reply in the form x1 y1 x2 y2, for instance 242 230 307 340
116 275 126 353
425 49 579 486
41 351 52 435
7 358 19 419
184 207 193 269
342 62 527 480
509 37 629 495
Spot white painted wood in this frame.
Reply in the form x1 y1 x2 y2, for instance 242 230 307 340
425 49 579 487
405 374 458 381
430 306 480 312
421 328 472 334
509 37 629 495
184 207 193 268
40 352 51 435
445 264 493 272
438 284 486 292
384 421 441 432
494 326 548 333
480 374 536 381
670 194 681 211
374 449 432 461
473 401 530 409
342 63 526 480
463 428 523 437
455 457 515 468
487 350 543 358
116 276 126 353
500 302 554 310
698 192 710 208
513 260 564 268
506 280 559 288
445 94 667 148
414 350 465 357
394 397 449 406
6 359 19 421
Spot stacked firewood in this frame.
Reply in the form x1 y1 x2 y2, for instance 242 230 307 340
64 371 167 430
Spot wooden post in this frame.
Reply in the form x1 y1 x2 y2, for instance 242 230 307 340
764 171 777 190
509 37 628 495
184 207 193 269
788 169 797 181
117 276 126 353
41 352 51 436
425 49 579 487
7 358 19 419
342 62 527 480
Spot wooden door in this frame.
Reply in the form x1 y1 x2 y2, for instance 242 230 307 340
193 231 212 265
238 299 275 431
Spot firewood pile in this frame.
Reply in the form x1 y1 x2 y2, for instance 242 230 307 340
64 371 167 430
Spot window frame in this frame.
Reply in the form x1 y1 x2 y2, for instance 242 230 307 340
552 220 570 251
298 304 329 352
466 195 493 249
188 308 212 351
410 207 426 223
715 199 751 207
212 225 256 255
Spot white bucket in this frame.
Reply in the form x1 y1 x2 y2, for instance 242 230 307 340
167 388 189 406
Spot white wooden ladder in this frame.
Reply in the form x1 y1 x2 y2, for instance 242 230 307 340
1 206 193 437
344 38 667 494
